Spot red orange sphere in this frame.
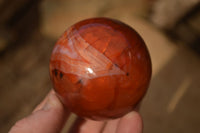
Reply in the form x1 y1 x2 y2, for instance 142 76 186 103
49 18 152 120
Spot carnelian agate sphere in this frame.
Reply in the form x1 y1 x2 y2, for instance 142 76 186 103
50 18 152 120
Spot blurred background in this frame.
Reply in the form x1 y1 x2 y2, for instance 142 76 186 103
0 0 200 132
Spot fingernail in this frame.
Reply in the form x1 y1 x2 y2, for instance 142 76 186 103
42 93 59 110
125 111 137 119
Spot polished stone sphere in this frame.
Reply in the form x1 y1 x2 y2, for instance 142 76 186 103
49 17 152 120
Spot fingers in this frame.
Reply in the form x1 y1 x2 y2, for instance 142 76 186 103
9 89 143 133
9 90 70 133
33 90 54 113
68 117 106 133
102 111 143 133
116 111 143 133
68 111 142 133
102 118 120 133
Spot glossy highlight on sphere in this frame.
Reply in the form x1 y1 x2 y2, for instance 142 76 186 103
49 18 152 120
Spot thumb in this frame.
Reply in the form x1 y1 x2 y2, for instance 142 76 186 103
9 91 69 133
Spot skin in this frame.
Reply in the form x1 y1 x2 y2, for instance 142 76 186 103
9 90 143 133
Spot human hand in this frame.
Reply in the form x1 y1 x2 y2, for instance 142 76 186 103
9 90 143 133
